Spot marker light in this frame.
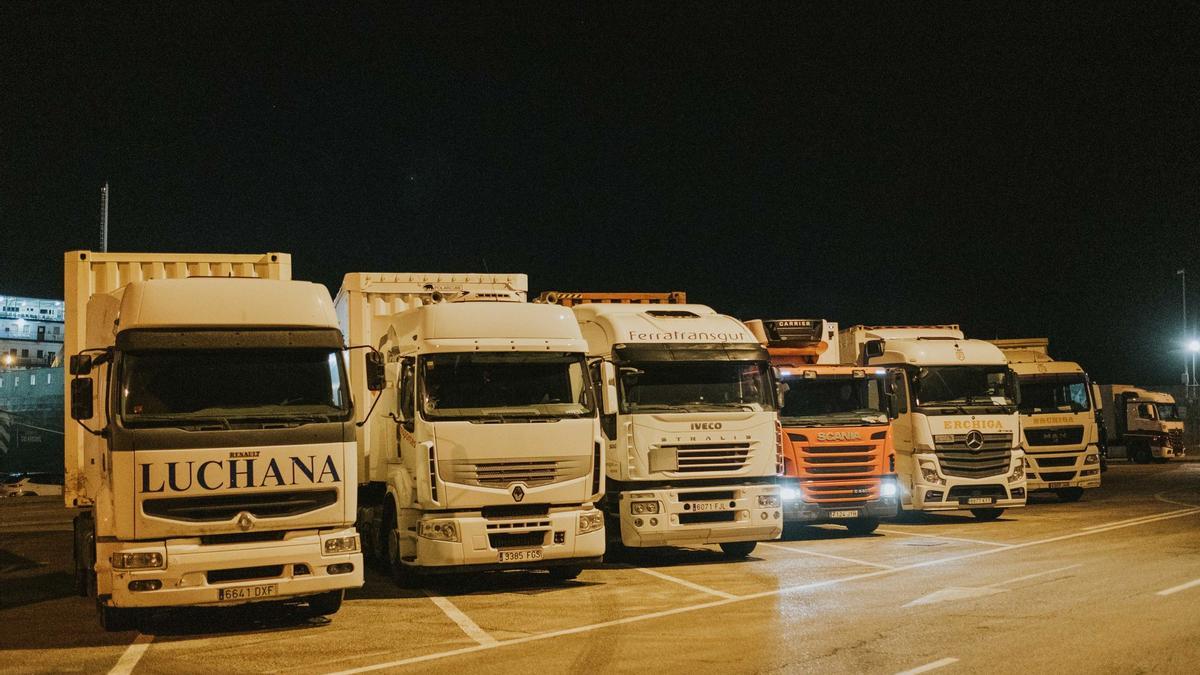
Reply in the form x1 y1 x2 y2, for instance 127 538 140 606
630 500 661 515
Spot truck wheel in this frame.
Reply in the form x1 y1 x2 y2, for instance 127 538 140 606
1131 445 1152 464
718 541 757 559
73 513 94 597
386 509 420 589
97 601 139 632
306 590 344 617
845 517 880 535
1055 488 1084 502
970 508 1004 521
546 565 583 581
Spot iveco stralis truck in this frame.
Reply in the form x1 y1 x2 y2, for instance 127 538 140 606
536 292 781 558
1099 385 1186 463
64 252 364 631
746 319 899 534
990 338 1101 501
840 325 1027 520
336 273 605 583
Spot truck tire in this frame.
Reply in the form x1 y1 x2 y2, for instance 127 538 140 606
845 517 880 535
73 513 94 597
546 565 583 581
385 507 420 589
970 508 1004 521
306 590 344 617
718 541 757 559
1055 488 1084 502
97 601 139 632
1131 444 1152 464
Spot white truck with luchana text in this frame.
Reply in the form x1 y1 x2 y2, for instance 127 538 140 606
64 251 364 631
989 338 1101 501
336 273 605 583
536 292 782 558
840 325 1027 520
1098 385 1186 464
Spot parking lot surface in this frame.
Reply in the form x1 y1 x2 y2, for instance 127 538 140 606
2 463 1199 674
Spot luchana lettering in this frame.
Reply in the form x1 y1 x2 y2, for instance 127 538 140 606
139 455 342 493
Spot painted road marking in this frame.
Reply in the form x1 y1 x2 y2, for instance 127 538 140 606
876 529 1012 547
632 566 738 599
994 563 1082 587
327 507 1200 674
894 657 959 674
1082 506 1200 531
424 590 498 646
1156 578 1200 597
108 633 154 675
760 542 897 569
904 564 1082 607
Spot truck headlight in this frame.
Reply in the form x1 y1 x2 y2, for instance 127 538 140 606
630 500 661 515
1008 463 1025 483
880 480 898 498
578 510 603 535
919 463 944 485
780 486 801 502
757 494 780 508
323 534 360 555
417 520 460 542
1084 454 1099 465
111 552 165 570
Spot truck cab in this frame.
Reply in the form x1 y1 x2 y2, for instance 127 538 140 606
1105 386 1185 463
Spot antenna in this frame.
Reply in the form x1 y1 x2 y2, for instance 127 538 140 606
99 182 109 252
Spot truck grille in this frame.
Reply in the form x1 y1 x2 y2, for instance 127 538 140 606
1032 455 1077 468
802 480 877 505
657 442 752 473
934 433 1013 478
1169 429 1184 450
143 489 338 522
1025 426 1084 446
207 565 284 583
1040 471 1076 482
795 443 883 476
441 456 589 488
946 485 1008 500
488 531 547 549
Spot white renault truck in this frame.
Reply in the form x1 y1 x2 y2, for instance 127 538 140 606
1098 385 1186 463
336 273 605 584
840 325 1026 520
536 292 782 558
64 251 366 631
990 338 1101 501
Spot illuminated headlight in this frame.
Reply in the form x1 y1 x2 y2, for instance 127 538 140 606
111 552 165 570
1084 454 1099 465
417 520 460 542
880 480 898 498
919 463 943 485
578 510 604 535
780 487 801 502
1008 463 1025 483
934 434 955 444
757 494 780 508
323 535 360 555
630 500 661 515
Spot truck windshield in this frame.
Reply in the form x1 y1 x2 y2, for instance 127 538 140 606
618 361 773 413
1156 403 1181 421
911 366 1014 411
119 349 349 427
1017 374 1090 414
420 352 593 420
778 376 888 426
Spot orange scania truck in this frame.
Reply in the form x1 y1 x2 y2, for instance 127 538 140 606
746 319 899 534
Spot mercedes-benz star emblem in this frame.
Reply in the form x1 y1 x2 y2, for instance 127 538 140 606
965 430 985 452
511 485 526 502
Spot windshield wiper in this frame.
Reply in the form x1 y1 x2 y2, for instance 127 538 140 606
124 414 233 430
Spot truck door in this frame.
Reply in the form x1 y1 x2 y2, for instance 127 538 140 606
888 370 914 482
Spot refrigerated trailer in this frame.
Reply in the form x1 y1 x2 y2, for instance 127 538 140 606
64 251 364 630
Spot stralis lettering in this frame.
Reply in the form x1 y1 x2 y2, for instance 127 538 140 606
627 330 751 343
691 422 723 430
139 456 341 493
944 419 1005 431
817 432 862 442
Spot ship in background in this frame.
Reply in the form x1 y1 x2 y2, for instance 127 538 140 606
0 295 64 473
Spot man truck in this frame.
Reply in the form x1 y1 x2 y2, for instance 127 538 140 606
839 325 1027 520
1097 385 1186 463
989 338 1101 501
536 291 782 558
746 319 899 534
335 273 605 584
64 251 365 631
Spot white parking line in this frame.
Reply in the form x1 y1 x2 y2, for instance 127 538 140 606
876 528 1012 547
760 542 896 569
994 563 1082 586
1082 506 1200 531
1156 578 1200 597
894 656 959 674
632 566 738 599
424 591 498 646
108 633 154 675
327 506 1200 674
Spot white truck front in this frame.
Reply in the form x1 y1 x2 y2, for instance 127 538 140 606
1105 386 1186 463
840 325 1027 520
65 252 362 631
337 274 605 583
538 293 782 558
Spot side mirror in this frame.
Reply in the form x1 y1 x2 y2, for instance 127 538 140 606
886 393 900 419
365 351 386 392
600 361 618 416
70 354 93 376
70 378 94 420
864 340 884 359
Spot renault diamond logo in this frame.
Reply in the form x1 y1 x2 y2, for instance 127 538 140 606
965 430 985 452
511 485 526 502
237 512 254 531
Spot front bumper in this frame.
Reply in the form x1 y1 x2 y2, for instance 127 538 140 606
98 527 363 609
779 475 899 523
407 507 605 571
909 480 1026 511
616 484 782 547
1026 447 1102 491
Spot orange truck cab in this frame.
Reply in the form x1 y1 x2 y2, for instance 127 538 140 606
747 319 900 534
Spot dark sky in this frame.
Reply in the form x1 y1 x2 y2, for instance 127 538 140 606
3 3 1199 383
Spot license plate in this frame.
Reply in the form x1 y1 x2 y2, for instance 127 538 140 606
498 548 543 563
829 509 860 519
690 500 730 513
218 583 278 602
964 497 995 505
1048 481 1071 489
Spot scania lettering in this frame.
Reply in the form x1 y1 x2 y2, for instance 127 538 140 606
990 338 1101 501
839 325 1027 520
336 273 605 584
538 292 781 559
64 252 366 631
747 319 899 534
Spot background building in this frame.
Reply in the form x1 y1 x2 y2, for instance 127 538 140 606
0 295 64 368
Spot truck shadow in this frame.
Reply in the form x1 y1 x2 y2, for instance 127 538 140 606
350 560 604 599
0 569 76 610
140 602 336 638
604 546 765 569
781 524 885 542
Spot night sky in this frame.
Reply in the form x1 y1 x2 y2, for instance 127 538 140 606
3 3 1199 383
